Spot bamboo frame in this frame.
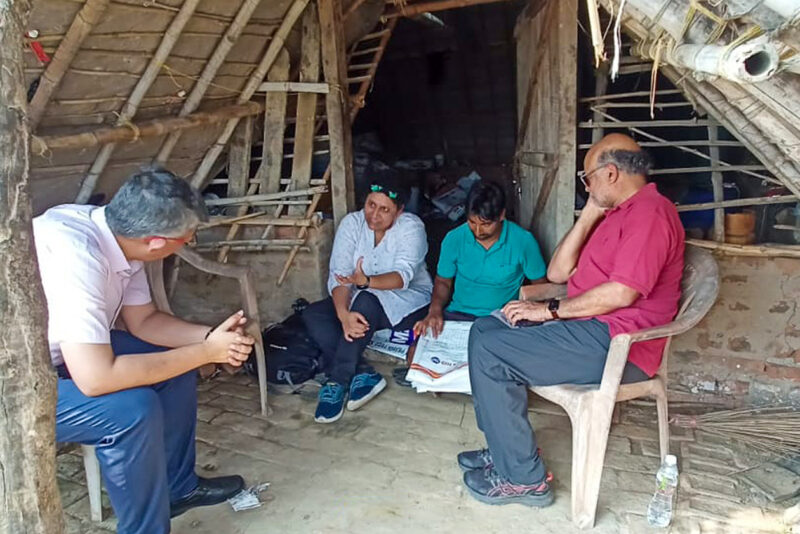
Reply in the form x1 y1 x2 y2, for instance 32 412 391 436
33 102 264 151
189 0 311 189
204 186 328 207
588 107 781 185
708 125 725 242
28 0 111 131
675 195 797 212
74 0 202 203
154 0 264 164
687 239 800 259
276 14 397 286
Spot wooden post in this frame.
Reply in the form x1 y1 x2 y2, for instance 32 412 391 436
288 3 322 216
320 0 355 227
227 116 254 214
708 125 725 242
0 1 65 532
254 49 290 194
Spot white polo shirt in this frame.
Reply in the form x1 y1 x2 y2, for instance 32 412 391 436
32 205 152 366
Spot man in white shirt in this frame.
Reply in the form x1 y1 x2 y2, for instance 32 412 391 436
34 167 255 534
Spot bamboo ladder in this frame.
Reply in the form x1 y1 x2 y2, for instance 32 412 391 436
203 14 397 274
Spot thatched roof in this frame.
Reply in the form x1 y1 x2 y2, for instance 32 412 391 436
25 0 383 212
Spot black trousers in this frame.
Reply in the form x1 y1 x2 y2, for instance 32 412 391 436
303 292 428 385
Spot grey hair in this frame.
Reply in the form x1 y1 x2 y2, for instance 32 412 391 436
105 166 208 238
596 149 653 177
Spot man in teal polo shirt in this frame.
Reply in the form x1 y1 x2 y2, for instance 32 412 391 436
414 181 547 337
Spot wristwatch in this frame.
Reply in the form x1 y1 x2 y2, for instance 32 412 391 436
356 275 371 290
547 298 560 320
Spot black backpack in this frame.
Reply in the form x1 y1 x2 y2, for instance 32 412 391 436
245 301 321 386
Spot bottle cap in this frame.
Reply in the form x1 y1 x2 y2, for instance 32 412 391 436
665 454 677 466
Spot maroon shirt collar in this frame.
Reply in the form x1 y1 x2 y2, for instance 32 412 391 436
606 182 657 215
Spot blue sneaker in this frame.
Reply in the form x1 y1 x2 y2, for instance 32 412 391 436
314 382 346 423
346 372 387 411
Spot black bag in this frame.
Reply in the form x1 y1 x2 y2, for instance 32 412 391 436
245 301 321 386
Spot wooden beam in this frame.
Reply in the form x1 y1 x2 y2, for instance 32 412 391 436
254 49 291 194
579 119 715 129
257 81 330 93
31 102 265 151
226 116 253 214
28 0 110 131
320 0 355 226
155 0 264 164
74 0 201 203
288 3 322 216
349 18 396 122
189 0 311 189
385 0 512 17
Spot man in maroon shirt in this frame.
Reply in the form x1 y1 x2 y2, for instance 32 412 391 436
458 134 684 507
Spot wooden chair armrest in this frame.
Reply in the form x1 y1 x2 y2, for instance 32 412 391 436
177 248 248 279
518 282 567 302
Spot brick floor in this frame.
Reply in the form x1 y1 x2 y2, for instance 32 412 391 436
59 360 787 533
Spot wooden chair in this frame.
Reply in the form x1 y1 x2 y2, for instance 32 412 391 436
146 248 268 416
519 246 719 529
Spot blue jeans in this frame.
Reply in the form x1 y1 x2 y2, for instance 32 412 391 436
56 330 198 534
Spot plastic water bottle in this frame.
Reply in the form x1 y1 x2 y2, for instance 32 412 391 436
647 454 679 527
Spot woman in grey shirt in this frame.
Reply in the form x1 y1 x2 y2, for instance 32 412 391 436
303 174 432 423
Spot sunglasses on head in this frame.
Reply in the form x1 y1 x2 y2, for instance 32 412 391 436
370 184 398 200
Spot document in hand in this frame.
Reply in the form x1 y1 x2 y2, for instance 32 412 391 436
406 321 473 394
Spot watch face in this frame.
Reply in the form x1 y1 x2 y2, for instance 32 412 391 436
548 299 559 311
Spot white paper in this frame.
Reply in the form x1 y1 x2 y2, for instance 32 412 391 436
367 329 409 360
406 321 473 394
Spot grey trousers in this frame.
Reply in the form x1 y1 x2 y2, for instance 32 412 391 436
468 317 648 485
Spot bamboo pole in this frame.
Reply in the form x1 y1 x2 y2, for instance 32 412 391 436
579 119 715 128
687 239 800 259
33 102 264 152
204 185 327 207
385 0 512 17
649 165 767 176
343 0 370 18
195 243 312 253
28 0 111 131
74 0 202 203
578 140 743 149
194 239 306 247
579 89 682 102
676 195 797 212
189 0 311 189
201 214 317 229
154 0 265 164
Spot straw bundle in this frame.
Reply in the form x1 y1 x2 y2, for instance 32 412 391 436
672 405 800 456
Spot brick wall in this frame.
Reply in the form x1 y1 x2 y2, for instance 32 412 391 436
670 254 800 405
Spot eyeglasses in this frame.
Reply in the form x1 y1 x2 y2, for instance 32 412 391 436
370 184 398 200
577 164 607 189
146 233 196 246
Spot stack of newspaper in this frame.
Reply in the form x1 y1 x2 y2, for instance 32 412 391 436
405 321 473 394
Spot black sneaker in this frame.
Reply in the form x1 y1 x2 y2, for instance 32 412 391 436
457 447 544 472
463 466 553 507
457 448 493 472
